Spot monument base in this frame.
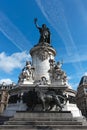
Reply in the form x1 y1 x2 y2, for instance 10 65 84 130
63 102 82 117
0 111 87 130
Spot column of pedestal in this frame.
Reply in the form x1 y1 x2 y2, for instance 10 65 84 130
30 44 56 84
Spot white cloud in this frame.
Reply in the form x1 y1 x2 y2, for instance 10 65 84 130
0 51 31 73
63 53 87 64
67 76 72 80
0 78 13 84
69 82 79 90
84 72 87 76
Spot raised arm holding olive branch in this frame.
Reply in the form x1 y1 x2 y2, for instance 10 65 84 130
34 18 50 44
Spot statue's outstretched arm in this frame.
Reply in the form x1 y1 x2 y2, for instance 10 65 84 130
34 18 40 29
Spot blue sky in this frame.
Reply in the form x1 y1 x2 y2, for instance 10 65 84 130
0 0 87 90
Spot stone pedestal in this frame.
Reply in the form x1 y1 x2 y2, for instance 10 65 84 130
30 44 56 83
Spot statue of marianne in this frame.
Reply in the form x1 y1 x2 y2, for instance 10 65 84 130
34 18 50 44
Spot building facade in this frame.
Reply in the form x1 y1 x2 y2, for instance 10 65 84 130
76 76 87 117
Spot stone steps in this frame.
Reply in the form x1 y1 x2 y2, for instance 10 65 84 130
0 124 87 129
9 117 77 121
0 111 87 130
0 129 87 130
14 111 72 119
4 120 82 125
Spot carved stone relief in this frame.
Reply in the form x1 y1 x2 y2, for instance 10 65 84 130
37 47 49 61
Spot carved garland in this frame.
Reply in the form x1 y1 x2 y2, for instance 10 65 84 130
37 47 49 61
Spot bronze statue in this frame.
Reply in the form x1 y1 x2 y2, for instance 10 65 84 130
26 85 67 111
34 18 50 44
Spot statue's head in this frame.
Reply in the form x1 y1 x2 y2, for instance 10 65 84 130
26 61 31 65
42 24 46 28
